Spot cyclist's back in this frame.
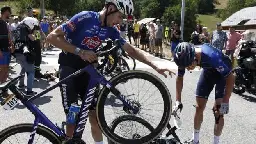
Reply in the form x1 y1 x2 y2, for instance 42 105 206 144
178 44 232 77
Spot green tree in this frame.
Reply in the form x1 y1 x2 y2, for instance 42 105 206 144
198 0 215 14
15 0 39 14
218 0 246 20
162 0 199 41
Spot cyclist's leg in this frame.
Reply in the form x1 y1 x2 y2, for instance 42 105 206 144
75 72 103 143
88 85 103 143
213 76 226 141
194 69 215 142
59 66 78 137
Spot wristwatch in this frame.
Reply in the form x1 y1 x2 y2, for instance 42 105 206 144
74 47 81 55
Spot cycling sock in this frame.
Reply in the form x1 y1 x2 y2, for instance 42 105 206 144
214 135 220 144
193 129 200 142
95 141 103 144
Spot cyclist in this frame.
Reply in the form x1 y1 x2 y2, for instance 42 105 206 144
46 0 174 143
173 42 235 144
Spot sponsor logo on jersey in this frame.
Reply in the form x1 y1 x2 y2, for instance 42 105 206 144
81 36 101 49
216 66 224 72
67 21 76 32
77 13 92 22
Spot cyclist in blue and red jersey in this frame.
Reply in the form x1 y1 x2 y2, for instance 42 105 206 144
46 0 174 143
172 42 235 144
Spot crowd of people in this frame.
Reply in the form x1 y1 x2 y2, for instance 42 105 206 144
0 6 65 96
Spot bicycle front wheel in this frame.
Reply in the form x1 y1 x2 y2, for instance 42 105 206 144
0 123 61 144
97 70 172 144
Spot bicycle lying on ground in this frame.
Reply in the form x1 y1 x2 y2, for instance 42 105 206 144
0 40 172 144
107 104 186 144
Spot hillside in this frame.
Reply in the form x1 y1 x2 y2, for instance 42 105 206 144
197 0 229 32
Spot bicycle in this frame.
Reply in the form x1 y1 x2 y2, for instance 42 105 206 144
0 39 172 144
107 105 184 144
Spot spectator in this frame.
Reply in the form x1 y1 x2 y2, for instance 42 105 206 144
0 6 13 98
27 6 33 17
40 16 50 48
171 23 181 58
169 21 176 42
120 22 126 38
148 22 156 54
127 21 134 44
133 19 140 48
211 23 227 50
200 27 210 43
10 16 19 31
155 19 164 58
139 23 148 51
191 24 201 45
226 26 242 66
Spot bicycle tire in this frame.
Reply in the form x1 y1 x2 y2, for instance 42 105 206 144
130 56 136 70
96 70 172 144
0 123 61 143
108 115 155 144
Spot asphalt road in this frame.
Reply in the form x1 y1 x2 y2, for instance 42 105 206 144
0 48 255 144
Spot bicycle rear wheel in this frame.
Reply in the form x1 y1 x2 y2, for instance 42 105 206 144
0 123 61 144
108 115 154 144
96 70 172 144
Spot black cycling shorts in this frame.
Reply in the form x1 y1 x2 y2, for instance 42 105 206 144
196 69 226 99
59 65 98 114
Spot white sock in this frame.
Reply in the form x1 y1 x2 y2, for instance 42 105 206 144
193 129 200 143
95 141 103 144
214 135 220 144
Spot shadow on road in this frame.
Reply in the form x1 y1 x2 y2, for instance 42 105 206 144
239 93 256 103
33 79 51 89
15 95 53 109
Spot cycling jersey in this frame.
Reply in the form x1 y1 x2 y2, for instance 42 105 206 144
58 11 126 70
178 44 232 78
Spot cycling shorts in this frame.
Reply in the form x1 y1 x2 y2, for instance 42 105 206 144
59 65 98 114
196 68 226 99
0 52 11 65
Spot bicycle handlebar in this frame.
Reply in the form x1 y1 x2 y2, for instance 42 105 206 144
96 39 122 74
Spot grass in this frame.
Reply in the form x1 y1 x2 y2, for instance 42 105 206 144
197 0 229 33
197 14 222 33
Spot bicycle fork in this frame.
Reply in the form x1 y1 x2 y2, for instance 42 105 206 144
28 118 40 144
110 87 140 114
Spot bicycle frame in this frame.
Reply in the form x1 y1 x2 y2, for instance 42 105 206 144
9 64 139 143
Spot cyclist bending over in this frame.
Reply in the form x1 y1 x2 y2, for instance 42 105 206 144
173 42 235 144
46 0 174 143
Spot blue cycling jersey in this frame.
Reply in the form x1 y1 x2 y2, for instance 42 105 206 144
178 44 232 77
58 11 126 69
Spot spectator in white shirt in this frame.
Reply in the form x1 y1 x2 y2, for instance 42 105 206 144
10 16 19 31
